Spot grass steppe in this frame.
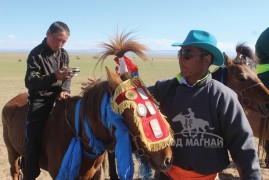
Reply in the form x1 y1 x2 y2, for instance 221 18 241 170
0 52 268 179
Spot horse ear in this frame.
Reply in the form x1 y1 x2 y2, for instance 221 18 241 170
223 52 232 67
105 66 123 90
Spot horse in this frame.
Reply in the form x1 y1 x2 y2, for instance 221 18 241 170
212 43 269 140
2 32 174 180
212 43 269 168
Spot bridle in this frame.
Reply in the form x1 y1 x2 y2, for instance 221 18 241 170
232 83 263 108
232 82 269 117
64 100 88 145
111 76 174 158
129 132 151 158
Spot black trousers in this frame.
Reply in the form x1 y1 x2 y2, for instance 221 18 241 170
25 98 54 180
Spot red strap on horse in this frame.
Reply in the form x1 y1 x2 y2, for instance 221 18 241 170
165 165 218 180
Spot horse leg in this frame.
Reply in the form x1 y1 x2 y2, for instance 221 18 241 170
107 152 119 180
92 163 104 180
3 123 21 180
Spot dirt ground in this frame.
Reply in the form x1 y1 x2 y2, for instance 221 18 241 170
1 125 269 180
0 95 269 179
0 94 269 179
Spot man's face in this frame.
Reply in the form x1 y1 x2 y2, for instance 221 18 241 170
178 46 210 84
46 30 69 52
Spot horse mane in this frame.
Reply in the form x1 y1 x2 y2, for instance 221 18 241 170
96 31 149 69
80 78 111 135
235 43 259 66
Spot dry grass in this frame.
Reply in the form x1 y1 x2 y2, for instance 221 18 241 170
0 52 268 179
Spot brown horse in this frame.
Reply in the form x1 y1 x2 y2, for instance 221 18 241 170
97 31 175 179
212 43 269 140
2 32 174 179
2 67 174 180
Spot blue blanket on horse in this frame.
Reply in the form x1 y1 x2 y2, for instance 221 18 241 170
56 93 134 180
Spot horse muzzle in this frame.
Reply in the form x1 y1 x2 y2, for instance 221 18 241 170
152 155 173 172
147 147 173 172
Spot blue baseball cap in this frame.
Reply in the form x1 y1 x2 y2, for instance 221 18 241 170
172 30 224 66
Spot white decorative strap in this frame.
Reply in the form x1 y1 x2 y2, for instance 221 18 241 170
119 57 128 74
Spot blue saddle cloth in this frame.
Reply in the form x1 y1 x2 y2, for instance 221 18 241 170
56 137 81 180
56 93 134 180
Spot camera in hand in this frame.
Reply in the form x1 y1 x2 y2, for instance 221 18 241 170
68 67 80 76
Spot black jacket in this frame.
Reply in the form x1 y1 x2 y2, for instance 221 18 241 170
25 38 71 100
148 74 261 179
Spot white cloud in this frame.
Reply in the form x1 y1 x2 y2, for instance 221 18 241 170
218 42 255 58
8 35 15 39
0 39 39 50
218 42 235 53
65 40 99 50
140 38 176 50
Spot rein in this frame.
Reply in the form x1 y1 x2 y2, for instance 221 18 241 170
64 99 112 158
64 101 88 145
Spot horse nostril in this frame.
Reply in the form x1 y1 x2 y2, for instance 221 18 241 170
164 157 172 167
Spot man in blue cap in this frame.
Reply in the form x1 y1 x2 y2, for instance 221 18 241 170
149 30 261 179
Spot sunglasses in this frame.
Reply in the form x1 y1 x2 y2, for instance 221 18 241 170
177 49 204 60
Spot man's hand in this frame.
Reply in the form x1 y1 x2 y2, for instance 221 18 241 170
59 91 70 101
55 66 73 81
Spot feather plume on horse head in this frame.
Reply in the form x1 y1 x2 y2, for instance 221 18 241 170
234 43 259 68
97 31 150 79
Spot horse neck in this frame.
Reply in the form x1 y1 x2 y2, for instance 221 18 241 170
80 83 113 147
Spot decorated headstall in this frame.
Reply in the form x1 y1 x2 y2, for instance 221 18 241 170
111 76 174 152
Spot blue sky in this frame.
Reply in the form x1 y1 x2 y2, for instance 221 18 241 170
1 0 268 53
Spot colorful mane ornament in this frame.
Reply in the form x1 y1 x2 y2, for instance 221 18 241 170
111 76 174 152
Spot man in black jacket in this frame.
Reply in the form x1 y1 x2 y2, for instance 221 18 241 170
24 21 73 180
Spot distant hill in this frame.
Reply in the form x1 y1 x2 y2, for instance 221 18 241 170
0 49 177 57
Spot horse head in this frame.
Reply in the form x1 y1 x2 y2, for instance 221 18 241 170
105 66 174 172
223 43 269 117
96 31 174 172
